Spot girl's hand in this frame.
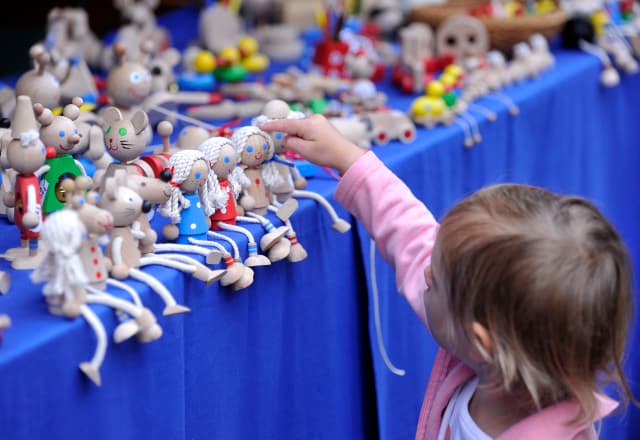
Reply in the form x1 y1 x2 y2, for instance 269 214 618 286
259 114 365 175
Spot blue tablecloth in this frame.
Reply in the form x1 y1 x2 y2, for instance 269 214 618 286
0 6 638 440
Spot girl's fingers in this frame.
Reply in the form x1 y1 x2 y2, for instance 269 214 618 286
259 119 308 138
283 136 315 158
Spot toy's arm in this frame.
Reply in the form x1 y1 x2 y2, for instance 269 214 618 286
110 236 129 279
334 151 438 327
23 184 42 230
75 159 87 176
35 164 51 178
291 166 307 189
130 220 146 240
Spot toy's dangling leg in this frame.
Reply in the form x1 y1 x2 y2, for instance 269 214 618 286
188 238 253 289
267 206 307 262
140 254 225 286
454 118 474 148
106 278 143 307
212 223 271 267
484 92 520 115
290 190 351 233
150 243 223 265
128 268 190 316
468 103 497 122
77 304 107 387
460 112 482 145
0 271 10 294
237 214 289 252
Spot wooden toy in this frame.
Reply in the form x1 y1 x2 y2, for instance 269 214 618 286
15 45 62 111
99 170 190 316
31 205 163 386
435 15 490 71
2 95 47 270
199 2 244 53
251 24 305 61
253 100 352 236
34 97 88 217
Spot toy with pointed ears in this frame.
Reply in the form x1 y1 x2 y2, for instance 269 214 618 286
99 169 191 316
1 95 47 270
230 125 304 262
15 45 62 111
253 99 351 233
31 204 162 387
34 96 88 216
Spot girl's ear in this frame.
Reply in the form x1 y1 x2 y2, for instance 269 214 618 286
472 321 493 360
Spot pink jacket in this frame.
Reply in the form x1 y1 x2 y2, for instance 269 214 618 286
334 151 619 440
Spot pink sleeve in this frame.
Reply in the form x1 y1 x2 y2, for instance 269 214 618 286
334 151 439 327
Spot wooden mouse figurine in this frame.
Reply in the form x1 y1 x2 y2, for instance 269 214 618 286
99 169 190 316
2 95 48 269
34 96 88 216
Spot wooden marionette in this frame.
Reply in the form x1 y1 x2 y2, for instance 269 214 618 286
2 95 47 269
158 149 266 266
230 125 303 262
34 96 88 217
199 136 284 266
15 45 62 111
74 120 114 173
99 170 190 316
253 99 351 233
31 207 163 386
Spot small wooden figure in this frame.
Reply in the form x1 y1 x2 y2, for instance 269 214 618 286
34 97 87 216
15 45 62 111
2 95 47 269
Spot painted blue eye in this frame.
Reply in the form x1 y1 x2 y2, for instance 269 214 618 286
94 194 101 202
262 144 268 151
275 132 283 140
246 146 254 153
130 72 141 83
194 172 201 179
74 128 78 134
223 156 231 163
40 147 45 155
181 129 188 137
58 130 65 137
78 198 85 206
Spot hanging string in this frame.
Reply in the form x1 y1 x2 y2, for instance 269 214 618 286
370 238 406 376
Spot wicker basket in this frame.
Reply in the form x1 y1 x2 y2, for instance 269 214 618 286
408 0 567 54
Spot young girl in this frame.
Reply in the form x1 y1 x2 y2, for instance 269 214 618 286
259 114 637 439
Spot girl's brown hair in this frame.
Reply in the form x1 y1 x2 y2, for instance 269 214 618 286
432 183 636 422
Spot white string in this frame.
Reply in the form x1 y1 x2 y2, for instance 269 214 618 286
369 238 406 377
147 104 219 132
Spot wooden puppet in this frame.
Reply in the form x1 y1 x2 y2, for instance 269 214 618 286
199 136 286 266
2 95 47 269
31 206 163 386
253 99 351 234
34 96 88 216
230 125 302 262
15 45 62 111
74 121 114 173
99 170 190 316
158 149 269 265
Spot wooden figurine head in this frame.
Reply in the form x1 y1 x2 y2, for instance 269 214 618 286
6 96 48 175
101 106 149 163
61 177 114 236
252 99 304 154
176 125 211 150
34 97 83 156
436 15 489 65
160 149 213 223
106 43 152 109
15 45 61 110
99 169 147 227
199 136 249 211
231 125 275 168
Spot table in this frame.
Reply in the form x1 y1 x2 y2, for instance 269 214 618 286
1 6 638 440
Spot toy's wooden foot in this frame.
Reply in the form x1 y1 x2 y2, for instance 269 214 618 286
2 246 29 261
276 199 298 221
232 266 254 291
332 219 351 233
206 269 227 286
0 271 10 294
259 226 288 251
244 254 271 267
163 304 191 316
61 301 83 319
267 238 291 262
206 250 223 265
11 252 44 270
79 363 102 386
288 243 308 263
220 263 245 286
113 320 140 343
137 324 163 343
